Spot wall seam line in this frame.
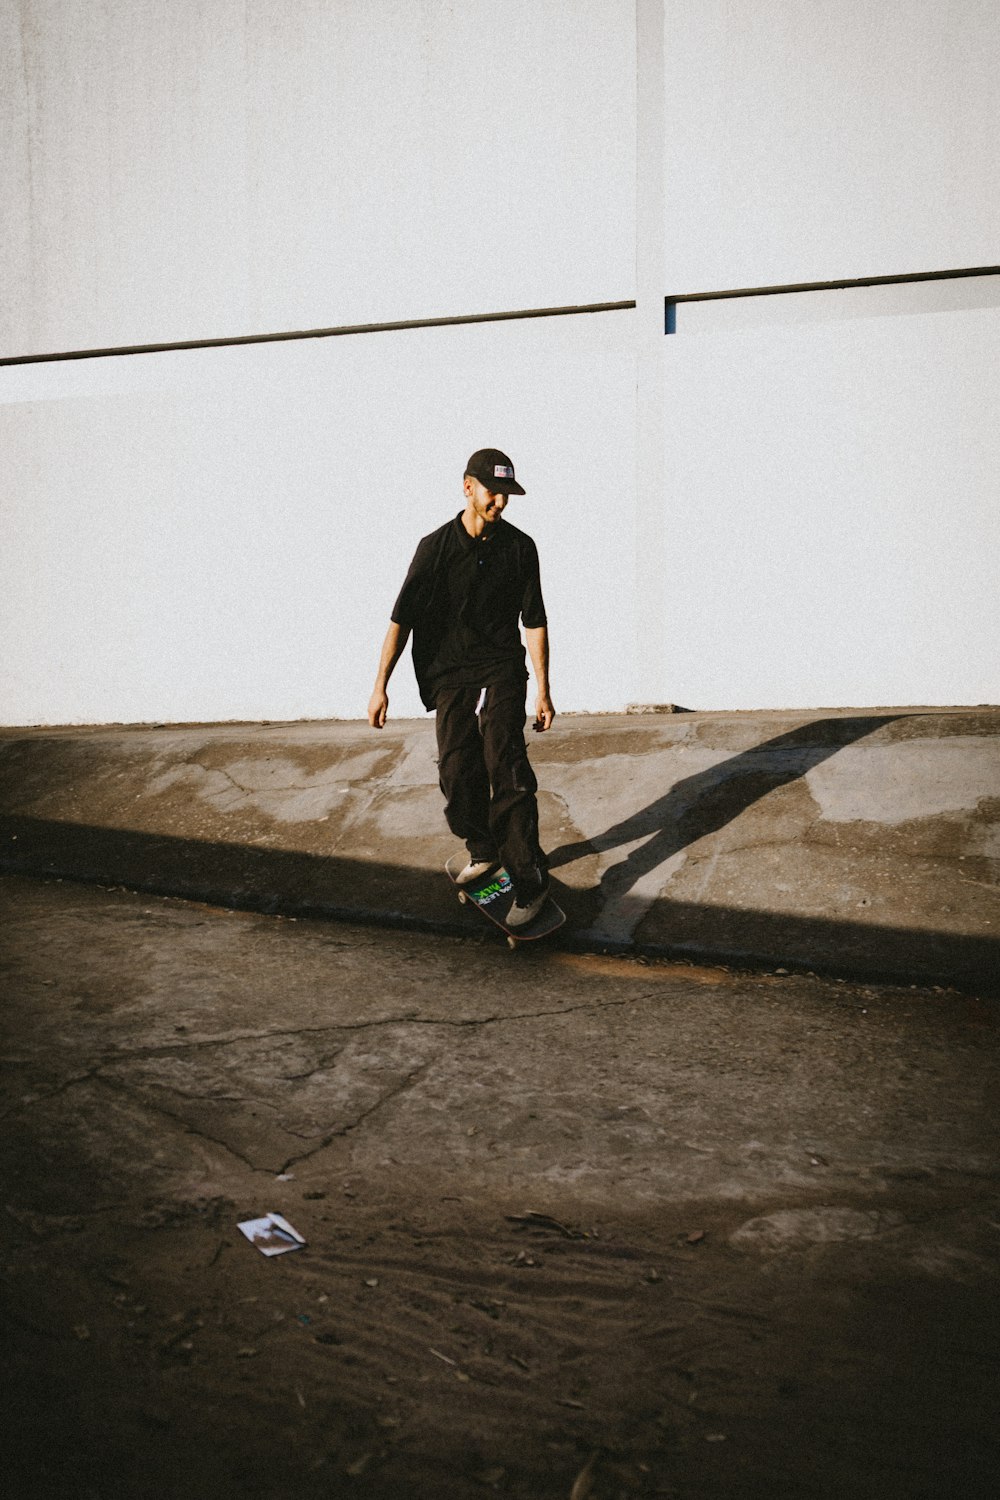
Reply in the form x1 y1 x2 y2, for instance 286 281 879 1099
668 265 1000 305
0 301 637 368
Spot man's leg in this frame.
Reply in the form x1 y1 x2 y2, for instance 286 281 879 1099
435 684 496 863
479 675 548 900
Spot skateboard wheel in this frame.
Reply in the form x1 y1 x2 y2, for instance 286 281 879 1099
457 890 468 904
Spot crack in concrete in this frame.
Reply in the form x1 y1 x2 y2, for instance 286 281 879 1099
277 1063 431 1173
0 1064 109 1122
94 1073 269 1176
196 762 357 801
1 992 658 1134
323 789 380 855
279 1050 344 1081
20 1056 435 1179
203 765 256 799
29 990 654 1071
134 1088 260 1105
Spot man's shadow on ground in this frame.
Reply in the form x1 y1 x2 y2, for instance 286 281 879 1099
547 715 902 912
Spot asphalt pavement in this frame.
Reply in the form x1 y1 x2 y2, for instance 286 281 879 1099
1 874 997 1498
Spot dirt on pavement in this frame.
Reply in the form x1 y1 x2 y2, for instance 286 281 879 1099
1 875 998 1499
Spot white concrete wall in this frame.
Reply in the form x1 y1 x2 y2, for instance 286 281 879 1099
655 302 1000 709
0 310 635 723
663 0 1000 292
2 0 998 725
645 0 1000 709
1 0 635 357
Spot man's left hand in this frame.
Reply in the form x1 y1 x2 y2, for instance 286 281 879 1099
533 693 555 732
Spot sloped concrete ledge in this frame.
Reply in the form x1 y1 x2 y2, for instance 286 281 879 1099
1 710 998 993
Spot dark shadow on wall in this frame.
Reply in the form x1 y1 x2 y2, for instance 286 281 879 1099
546 716 902 904
1 813 997 994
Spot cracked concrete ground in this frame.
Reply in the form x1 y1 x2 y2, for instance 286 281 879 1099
1 874 998 1499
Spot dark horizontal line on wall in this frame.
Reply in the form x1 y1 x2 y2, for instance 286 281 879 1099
0 300 636 367
667 264 1000 305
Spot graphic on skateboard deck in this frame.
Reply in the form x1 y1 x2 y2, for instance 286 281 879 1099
445 857 565 949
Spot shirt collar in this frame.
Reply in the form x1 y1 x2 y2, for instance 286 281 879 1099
453 512 504 551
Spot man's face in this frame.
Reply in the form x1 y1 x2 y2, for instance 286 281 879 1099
464 475 509 526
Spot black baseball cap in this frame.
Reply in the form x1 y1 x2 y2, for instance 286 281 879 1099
465 448 525 495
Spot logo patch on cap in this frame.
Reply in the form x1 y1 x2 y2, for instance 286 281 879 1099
494 464 514 479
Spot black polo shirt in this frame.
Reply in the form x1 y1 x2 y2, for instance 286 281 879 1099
392 514 547 709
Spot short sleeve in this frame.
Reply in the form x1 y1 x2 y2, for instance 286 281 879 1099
519 537 547 629
391 536 433 626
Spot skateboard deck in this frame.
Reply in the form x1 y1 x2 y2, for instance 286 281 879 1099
446 857 565 949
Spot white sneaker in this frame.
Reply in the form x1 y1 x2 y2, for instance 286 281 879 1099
507 882 550 929
456 859 498 886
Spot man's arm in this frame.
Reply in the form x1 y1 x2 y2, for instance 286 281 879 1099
368 620 411 728
525 625 555 731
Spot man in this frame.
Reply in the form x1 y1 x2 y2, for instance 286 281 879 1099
368 447 554 927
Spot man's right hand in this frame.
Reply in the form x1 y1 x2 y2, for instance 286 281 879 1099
369 622 409 728
368 689 389 728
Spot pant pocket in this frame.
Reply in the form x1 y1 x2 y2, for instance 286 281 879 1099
510 744 537 796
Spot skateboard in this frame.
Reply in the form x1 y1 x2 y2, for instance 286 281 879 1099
445 857 565 949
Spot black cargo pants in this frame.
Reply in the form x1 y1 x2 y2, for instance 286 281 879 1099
434 673 547 901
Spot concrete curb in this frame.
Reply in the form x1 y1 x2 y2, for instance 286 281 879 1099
2 709 998 993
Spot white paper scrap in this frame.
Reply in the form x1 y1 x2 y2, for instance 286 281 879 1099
237 1212 306 1256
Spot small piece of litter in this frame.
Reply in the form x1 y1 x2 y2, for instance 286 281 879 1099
364 1277 379 1288
429 1347 456 1365
686 1229 706 1245
570 1450 600 1500
276 1173 294 1182
237 1213 306 1256
506 1210 582 1239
